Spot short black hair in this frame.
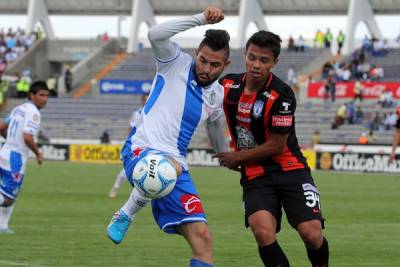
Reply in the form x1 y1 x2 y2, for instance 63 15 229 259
198 29 230 58
246 31 282 59
29 80 49 96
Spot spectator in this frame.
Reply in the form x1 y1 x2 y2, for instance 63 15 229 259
384 112 397 130
296 35 305 52
362 35 372 51
64 67 72 93
287 65 297 87
367 130 377 144
324 28 333 48
358 132 369 144
379 89 394 108
314 29 324 48
287 35 296 51
353 79 363 102
355 106 364 124
16 75 30 98
337 30 345 54
327 75 336 102
100 130 110 144
311 130 320 148
347 101 356 124
0 78 9 109
46 75 58 97
101 32 110 43
369 65 384 80
332 103 347 129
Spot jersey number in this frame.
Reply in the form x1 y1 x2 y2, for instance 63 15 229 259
8 120 19 139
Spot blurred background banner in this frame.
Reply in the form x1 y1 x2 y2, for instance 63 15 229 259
99 79 152 94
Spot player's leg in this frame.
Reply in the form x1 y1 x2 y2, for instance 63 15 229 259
244 177 290 267
280 169 329 267
0 204 15 234
106 148 157 244
0 167 22 234
109 168 127 198
151 170 212 266
178 222 213 266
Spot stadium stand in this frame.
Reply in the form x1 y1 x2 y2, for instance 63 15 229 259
104 47 330 82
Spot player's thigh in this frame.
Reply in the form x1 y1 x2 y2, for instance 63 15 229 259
178 221 212 246
0 167 24 201
278 169 325 229
243 177 282 232
151 171 207 234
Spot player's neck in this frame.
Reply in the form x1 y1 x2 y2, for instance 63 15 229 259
244 74 269 94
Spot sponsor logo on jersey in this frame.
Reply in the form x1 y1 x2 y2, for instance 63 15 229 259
252 100 264 118
263 91 276 100
181 194 204 214
272 115 293 127
236 125 257 149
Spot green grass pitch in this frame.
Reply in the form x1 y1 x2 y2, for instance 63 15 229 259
0 161 399 267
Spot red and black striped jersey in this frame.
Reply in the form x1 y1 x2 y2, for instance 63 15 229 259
220 72 309 183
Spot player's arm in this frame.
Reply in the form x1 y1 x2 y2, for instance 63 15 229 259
147 6 224 61
23 133 43 164
0 121 8 138
205 115 228 153
390 128 400 161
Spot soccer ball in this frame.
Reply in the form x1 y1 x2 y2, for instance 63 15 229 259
132 154 178 199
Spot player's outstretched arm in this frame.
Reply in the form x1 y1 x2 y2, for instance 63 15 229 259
147 6 224 61
23 133 43 165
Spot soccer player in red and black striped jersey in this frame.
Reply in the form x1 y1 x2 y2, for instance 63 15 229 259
390 107 400 161
215 31 329 267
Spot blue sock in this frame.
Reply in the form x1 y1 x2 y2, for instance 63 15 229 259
190 258 214 267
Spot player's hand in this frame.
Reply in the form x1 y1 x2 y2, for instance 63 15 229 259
213 152 241 171
203 6 224 24
36 152 44 165
389 152 396 163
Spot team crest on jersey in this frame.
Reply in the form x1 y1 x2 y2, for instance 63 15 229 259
33 114 39 122
252 100 264 118
208 91 216 105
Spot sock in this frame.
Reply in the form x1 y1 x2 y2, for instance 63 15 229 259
258 241 290 267
0 194 4 206
121 188 150 219
190 259 214 267
0 204 14 229
307 237 329 267
113 169 127 189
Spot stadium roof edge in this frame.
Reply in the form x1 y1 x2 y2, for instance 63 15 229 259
1 0 400 16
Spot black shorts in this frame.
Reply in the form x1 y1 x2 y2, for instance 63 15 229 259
243 169 325 232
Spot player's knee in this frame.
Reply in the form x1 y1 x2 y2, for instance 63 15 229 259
2 197 14 207
252 226 276 246
298 224 323 249
197 226 213 246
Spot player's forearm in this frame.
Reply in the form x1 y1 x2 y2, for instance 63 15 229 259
205 117 228 153
236 141 285 163
23 133 40 157
0 122 8 138
148 13 206 60
148 13 206 42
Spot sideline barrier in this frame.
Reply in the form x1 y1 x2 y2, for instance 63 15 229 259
308 81 400 99
315 144 400 173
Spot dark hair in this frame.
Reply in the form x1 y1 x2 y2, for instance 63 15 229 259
199 29 230 58
29 80 49 96
246 31 282 59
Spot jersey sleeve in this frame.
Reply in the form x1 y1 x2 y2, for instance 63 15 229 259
23 109 41 136
268 94 296 134
207 84 224 122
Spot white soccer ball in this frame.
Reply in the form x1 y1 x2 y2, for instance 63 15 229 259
132 154 178 199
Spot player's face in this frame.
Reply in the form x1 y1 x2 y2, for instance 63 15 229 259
195 45 230 87
30 89 49 109
245 43 278 83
